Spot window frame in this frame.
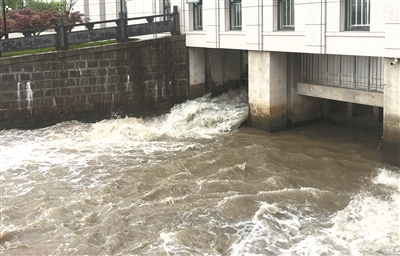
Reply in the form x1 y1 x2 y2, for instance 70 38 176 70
192 0 203 31
230 0 242 30
278 0 295 31
345 0 370 31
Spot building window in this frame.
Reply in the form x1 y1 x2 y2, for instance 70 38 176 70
346 0 370 31
278 0 294 30
230 0 242 30
187 0 202 30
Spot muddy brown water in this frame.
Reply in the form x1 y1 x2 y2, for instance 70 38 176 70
1 89 399 255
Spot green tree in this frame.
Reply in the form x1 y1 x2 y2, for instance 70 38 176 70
1 0 24 10
27 0 62 12
1 0 87 35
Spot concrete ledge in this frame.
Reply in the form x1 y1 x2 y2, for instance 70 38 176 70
297 83 383 107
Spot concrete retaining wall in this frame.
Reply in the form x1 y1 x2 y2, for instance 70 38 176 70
0 35 189 129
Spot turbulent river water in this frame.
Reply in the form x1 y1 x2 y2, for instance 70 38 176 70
1 88 399 255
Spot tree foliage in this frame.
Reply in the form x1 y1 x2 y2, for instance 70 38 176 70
26 0 62 12
1 8 59 35
0 0 88 35
60 0 87 28
0 0 24 11
61 0 78 15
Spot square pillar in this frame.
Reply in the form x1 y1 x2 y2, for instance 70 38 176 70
383 58 400 166
373 106 383 122
248 51 287 132
347 103 359 117
286 53 324 127
188 47 206 99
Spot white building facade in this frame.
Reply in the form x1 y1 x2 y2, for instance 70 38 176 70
75 0 400 165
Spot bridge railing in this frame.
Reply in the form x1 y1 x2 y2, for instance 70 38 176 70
0 6 180 58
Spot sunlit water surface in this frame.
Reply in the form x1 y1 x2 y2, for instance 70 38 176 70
1 89 399 255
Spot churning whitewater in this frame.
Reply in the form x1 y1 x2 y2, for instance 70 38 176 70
1 88 399 255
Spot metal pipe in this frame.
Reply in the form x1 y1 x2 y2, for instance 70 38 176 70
120 0 126 17
2 0 8 39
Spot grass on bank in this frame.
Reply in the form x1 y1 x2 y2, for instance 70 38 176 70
2 39 137 58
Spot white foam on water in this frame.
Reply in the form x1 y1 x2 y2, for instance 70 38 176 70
150 232 199 255
0 87 246 177
287 168 400 256
207 162 248 181
0 87 247 196
87 88 248 143
161 89 248 136
372 168 400 190
230 202 303 256
228 174 400 256
3 87 397 256
0 89 249 253
256 187 333 198
155 229 223 256
330 168 400 255
159 232 178 251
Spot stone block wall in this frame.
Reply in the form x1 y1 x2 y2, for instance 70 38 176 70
0 35 189 129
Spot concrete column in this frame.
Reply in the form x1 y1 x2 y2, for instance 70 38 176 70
84 0 90 19
100 0 106 28
248 51 287 132
347 103 359 117
383 58 400 166
373 107 383 122
286 53 324 127
188 47 206 99
347 103 354 117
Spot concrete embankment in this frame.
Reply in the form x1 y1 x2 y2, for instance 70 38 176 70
0 35 191 129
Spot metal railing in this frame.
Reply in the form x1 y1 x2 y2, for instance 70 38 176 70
301 53 384 92
0 6 180 57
